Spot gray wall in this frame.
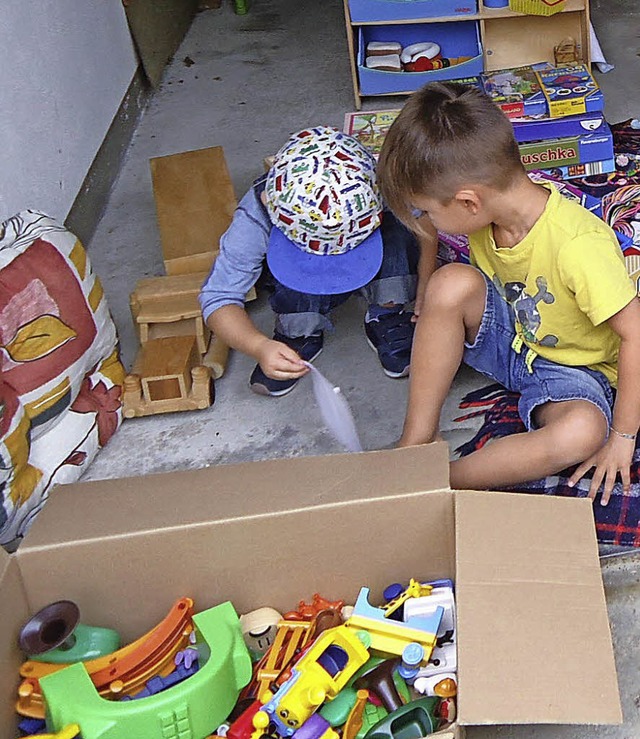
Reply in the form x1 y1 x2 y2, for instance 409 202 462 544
0 0 138 223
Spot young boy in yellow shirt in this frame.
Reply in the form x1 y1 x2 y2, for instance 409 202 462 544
378 81 640 506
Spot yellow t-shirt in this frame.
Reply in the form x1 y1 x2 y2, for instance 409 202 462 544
469 185 637 386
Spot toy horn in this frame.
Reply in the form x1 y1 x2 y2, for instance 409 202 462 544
19 600 80 656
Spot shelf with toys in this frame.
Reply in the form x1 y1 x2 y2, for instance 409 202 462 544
343 0 591 108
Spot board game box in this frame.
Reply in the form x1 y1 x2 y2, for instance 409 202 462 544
343 109 402 158
480 65 547 119
519 130 614 172
512 111 608 144
536 65 605 119
343 77 482 157
481 63 604 120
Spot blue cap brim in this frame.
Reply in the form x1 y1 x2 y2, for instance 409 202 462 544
266 226 384 296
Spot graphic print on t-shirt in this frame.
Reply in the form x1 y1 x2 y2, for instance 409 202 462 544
493 274 559 347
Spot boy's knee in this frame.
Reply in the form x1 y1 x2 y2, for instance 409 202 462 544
547 402 608 463
424 264 485 311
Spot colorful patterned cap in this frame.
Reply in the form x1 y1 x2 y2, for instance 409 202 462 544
265 126 384 295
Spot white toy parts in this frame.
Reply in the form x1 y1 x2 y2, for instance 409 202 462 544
413 672 458 697
400 42 441 64
239 606 283 660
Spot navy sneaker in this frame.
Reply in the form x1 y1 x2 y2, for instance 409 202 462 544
249 332 323 396
364 310 415 378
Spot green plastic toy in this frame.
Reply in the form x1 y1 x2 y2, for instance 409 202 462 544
31 624 120 664
40 601 252 739
356 701 388 739
19 600 121 664
320 685 358 726
362 697 441 739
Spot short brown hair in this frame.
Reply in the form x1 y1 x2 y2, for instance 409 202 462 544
378 81 524 231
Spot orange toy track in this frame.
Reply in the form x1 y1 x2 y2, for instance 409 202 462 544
17 597 194 719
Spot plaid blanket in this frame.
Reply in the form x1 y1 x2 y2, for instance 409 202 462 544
454 383 640 547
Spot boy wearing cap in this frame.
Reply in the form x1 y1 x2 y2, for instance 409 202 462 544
199 127 431 396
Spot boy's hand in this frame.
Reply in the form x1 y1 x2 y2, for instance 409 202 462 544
256 339 309 380
568 433 636 506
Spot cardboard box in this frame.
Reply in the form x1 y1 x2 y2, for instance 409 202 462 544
0 443 622 737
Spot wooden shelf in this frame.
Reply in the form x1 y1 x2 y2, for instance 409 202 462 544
353 0 585 25
478 0 585 19
344 0 591 108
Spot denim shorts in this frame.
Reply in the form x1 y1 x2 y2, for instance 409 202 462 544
463 271 614 430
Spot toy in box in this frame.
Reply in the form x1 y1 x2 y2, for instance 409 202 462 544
357 23 483 96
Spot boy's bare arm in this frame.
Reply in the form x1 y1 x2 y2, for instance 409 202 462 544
206 305 306 379
609 297 640 437
569 297 640 503
413 216 439 321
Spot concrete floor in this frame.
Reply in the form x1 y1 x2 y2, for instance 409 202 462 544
83 0 640 735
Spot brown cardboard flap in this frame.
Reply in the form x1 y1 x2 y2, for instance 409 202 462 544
0 553 30 734
21 443 450 549
455 490 621 726
16 492 455 643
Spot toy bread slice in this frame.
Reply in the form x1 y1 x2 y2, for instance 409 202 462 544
366 41 402 57
365 54 402 71
400 42 441 64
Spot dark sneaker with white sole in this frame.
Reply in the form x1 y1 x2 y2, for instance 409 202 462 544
364 310 415 378
249 331 324 396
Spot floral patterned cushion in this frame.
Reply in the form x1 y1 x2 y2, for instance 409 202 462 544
0 211 125 549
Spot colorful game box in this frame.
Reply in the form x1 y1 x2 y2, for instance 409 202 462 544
532 158 616 181
480 63 604 121
343 109 402 158
535 65 605 119
512 111 608 144
480 65 547 119
343 77 482 157
518 129 614 173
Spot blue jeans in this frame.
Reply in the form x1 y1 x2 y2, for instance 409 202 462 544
269 212 420 337
464 272 614 430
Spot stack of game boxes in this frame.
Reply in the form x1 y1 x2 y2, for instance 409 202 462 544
481 63 614 182
344 62 615 265
344 63 613 184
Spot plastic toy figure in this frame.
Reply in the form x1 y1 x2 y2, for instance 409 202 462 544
345 588 443 665
254 625 370 737
240 607 283 660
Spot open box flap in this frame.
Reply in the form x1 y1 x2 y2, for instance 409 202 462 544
455 489 621 726
0 549 30 732
20 443 450 549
